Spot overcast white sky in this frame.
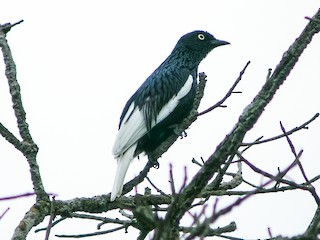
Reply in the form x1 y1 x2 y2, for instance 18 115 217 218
1 1 320 239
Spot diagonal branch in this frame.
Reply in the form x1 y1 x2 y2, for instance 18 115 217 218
0 21 51 240
198 60 250 116
0 22 46 199
305 205 320 237
0 21 33 143
185 152 302 239
158 8 320 238
280 122 320 205
241 112 319 146
0 122 23 151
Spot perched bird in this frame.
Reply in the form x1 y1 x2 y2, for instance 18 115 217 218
111 30 229 201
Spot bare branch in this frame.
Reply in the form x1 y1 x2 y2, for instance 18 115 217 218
0 192 36 201
184 222 237 239
178 166 188 193
305 16 320 24
0 122 23 151
305 205 320 237
208 153 302 226
55 226 126 238
0 21 33 143
191 157 203 167
238 152 308 191
0 22 52 240
159 10 320 235
0 207 10 220
45 196 56 240
146 176 170 197
3 7 320 240
0 22 47 201
0 20 23 34
169 163 176 196
241 113 319 146
205 153 240 192
280 122 320 204
198 61 250 116
35 217 67 233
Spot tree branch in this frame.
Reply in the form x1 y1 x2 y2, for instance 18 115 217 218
241 113 319 146
0 21 47 200
198 60 250 116
3 8 320 239
0 122 23 151
158 8 320 238
0 21 50 240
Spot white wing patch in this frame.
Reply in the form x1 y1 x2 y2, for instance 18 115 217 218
112 103 146 157
155 75 193 125
112 75 193 157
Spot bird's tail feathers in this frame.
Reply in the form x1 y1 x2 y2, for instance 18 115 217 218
110 143 137 201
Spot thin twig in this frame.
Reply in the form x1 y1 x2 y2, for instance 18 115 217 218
0 122 23 151
0 192 36 201
280 121 298 156
219 234 247 240
35 217 67 233
178 166 188 193
280 121 309 182
45 196 56 240
238 152 309 191
181 221 236 238
198 61 250 116
209 152 302 224
212 185 306 196
305 16 320 24
146 176 170 197
241 113 319 146
169 163 176 196
205 154 236 191
280 122 320 204
0 207 10 220
0 20 24 34
305 205 320 236
121 160 154 198
191 158 203 167
55 226 126 238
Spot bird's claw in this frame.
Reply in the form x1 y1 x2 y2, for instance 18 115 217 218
153 161 160 169
148 156 160 169
173 127 187 139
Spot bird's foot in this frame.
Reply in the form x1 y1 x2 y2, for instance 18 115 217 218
180 130 187 139
172 125 187 139
148 156 160 169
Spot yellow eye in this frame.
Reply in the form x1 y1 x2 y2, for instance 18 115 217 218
198 33 205 40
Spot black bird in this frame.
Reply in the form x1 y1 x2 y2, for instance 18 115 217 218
111 30 229 201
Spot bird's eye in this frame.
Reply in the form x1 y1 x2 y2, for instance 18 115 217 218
198 34 205 40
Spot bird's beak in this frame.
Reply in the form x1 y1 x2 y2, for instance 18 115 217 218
211 39 230 47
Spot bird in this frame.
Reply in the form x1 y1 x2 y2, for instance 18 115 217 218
110 30 229 201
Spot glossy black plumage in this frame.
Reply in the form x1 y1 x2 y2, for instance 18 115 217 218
124 68 197 155
110 30 229 201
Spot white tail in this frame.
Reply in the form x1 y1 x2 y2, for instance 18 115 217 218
110 143 137 201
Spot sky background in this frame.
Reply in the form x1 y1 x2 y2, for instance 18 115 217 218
1 1 320 239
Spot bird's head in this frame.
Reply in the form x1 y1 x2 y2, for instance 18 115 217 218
175 30 230 55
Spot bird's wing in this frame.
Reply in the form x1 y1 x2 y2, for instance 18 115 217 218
112 102 145 157
152 74 194 124
112 71 194 157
